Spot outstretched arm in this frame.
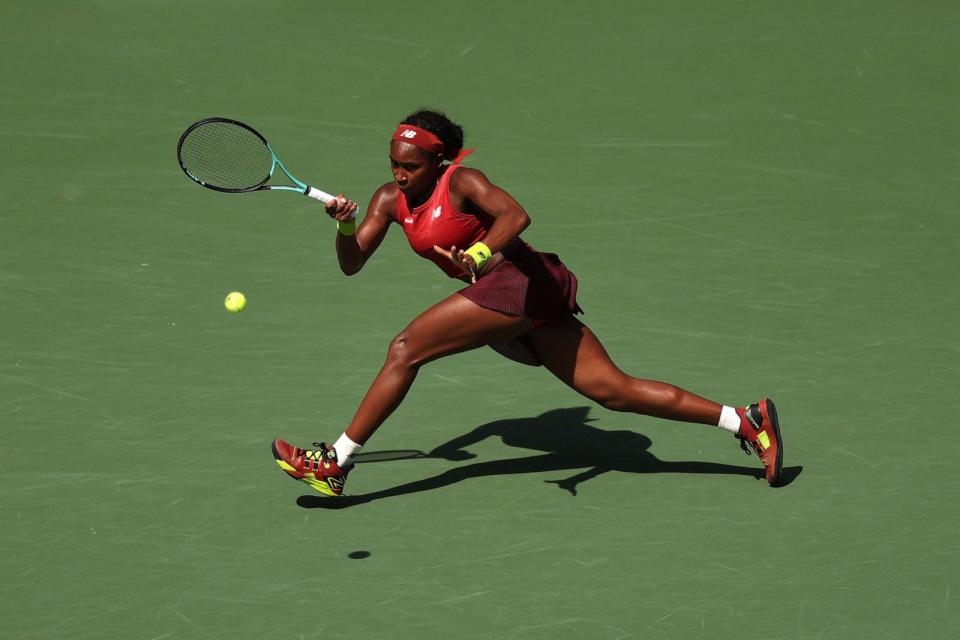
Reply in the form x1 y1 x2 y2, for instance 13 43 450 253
330 184 395 276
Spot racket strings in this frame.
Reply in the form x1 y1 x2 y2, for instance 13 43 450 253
179 121 273 190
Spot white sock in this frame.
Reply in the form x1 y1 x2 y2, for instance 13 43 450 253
717 406 742 434
333 433 362 468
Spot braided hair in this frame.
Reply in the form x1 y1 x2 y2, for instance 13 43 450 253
400 109 464 162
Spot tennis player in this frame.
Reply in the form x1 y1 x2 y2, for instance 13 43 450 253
272 109 783 495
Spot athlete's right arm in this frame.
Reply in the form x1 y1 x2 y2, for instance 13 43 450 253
331 183 395 276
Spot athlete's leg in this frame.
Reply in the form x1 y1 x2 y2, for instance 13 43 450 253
272 295 533 495
526 315 785 485
525 315 722 425
344 294 535 444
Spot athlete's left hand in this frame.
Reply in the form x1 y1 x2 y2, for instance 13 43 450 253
433 245 477 283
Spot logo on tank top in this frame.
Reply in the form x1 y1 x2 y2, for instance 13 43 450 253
400 129 417 139
432 206 442 219
404 216 414 224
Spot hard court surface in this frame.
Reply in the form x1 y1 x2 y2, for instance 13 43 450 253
1 1 958 638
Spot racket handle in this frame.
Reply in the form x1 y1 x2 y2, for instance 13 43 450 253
304 186 336 204
305 186 360 220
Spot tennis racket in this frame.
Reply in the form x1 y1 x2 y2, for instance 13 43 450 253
176 117 340 205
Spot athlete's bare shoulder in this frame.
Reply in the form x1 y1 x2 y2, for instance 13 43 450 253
448 166 494 207
448 166 520 216
448 166 490 192
367 181 400 221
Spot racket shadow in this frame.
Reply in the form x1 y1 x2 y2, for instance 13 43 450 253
352 450 430 463
297 406 802 509
351 448 477 464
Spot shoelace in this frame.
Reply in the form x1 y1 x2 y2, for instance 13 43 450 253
737 434 763 457
298 442 349 476
300 442 337 468
302 442 324 460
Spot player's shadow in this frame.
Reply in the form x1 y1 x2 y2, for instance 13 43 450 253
297 406 802 509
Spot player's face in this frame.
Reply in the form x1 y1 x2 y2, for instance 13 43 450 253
390 141 443 198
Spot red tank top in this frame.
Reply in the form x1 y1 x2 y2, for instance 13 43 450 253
394 158 493 278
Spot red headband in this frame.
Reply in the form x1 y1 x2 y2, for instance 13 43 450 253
391 125 444 156
390 124 476 164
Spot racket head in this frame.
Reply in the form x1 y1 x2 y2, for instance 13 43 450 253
177 117 276 192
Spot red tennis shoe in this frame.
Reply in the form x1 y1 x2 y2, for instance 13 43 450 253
272 439 351 496
735 399 783 486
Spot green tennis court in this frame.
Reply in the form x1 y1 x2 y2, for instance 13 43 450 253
2 1 958 638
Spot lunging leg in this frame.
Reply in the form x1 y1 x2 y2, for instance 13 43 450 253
344 294 534 444
526 315 722 425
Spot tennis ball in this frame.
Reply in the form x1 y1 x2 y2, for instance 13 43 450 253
224 291 247 313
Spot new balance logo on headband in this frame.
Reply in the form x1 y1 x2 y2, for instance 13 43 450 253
391 124 445 156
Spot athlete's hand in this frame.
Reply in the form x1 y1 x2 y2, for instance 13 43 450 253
433 244 477 282
325 194 358 221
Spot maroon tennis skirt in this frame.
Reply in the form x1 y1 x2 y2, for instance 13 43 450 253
457 243 583 323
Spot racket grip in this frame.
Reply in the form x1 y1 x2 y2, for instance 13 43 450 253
305 186 359 220
304 186 336 204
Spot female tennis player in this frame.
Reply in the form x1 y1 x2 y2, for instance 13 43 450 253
272 109 783 495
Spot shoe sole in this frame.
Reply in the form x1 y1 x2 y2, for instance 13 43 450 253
763 398 784 486
271 440 341 497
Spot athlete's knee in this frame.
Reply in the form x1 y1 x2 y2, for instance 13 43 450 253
598 378 685 415
385 330 427 371
582 376 633 412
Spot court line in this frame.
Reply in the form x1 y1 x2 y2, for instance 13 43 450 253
0 131 91 139
0 371 93 402
19 352 135 367
579 140 728 148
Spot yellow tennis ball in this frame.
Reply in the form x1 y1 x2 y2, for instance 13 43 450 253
224 291 246 313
